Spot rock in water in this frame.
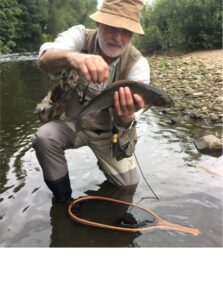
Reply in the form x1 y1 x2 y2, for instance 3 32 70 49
194 134 223 155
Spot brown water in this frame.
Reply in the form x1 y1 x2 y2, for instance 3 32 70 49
0 54 222 247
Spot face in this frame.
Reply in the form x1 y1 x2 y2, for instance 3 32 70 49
97 24 133 58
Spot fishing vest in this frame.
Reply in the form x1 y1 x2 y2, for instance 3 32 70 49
83 29 142 80
35 28 142 159
35 28 142 123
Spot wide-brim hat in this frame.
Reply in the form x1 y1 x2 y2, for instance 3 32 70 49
89 0 144 35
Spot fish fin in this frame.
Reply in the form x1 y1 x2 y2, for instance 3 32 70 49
142 104 152 113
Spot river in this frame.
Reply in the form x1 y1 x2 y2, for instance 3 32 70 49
0 54 222 247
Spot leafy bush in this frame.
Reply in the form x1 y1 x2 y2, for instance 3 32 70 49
0 0 97 53
0 0 22 53
135 0 222 54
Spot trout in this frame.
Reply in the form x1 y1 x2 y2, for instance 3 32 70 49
71 80 173 129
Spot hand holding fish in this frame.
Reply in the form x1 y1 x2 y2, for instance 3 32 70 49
71 80 174 132
113 86 145 127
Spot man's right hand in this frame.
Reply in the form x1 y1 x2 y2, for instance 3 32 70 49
39 49 109 83
66 52 109 83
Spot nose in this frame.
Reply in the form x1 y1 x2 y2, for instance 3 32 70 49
112 30 123 43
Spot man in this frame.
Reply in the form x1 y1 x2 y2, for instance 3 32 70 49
32 0 150 202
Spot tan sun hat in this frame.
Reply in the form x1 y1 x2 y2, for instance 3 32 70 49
89 0 144 35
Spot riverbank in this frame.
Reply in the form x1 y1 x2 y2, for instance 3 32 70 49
148 49 222 127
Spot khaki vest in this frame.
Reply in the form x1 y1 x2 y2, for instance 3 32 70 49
83 29 142 80
36 28 142 128
64 28 142 131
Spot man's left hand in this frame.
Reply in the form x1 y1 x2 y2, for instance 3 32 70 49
113 86 145 127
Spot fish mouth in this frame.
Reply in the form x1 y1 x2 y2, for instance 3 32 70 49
162 96 174 108
153 97 174 108
164 102 174 108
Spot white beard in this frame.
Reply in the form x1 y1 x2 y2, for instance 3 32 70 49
97 27 129 58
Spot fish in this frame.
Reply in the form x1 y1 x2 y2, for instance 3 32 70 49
70 80 173 130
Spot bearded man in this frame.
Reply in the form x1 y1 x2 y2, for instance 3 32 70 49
32 0 150 202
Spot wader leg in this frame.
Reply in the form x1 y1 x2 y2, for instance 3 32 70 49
45 174 72 202
32 120 77 201
85 130 140 187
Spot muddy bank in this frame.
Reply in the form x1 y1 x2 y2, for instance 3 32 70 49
148 50 222 128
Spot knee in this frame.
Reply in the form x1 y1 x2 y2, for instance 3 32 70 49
111 168 140 187
119 174 140 187
31 126 53 151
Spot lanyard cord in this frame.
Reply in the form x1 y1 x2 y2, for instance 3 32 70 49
134 153 160 201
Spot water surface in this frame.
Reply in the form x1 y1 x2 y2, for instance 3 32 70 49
0 54 222 247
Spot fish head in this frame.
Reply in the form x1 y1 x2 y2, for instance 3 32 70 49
159 94 174 107
139 83 174 109
149 89 174 107
143 94 174 112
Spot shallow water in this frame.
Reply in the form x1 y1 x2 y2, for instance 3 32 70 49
0 54 222 247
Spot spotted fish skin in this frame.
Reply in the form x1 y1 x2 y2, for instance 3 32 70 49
73 80 174 126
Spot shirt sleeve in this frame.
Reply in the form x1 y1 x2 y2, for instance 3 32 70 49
126 56 150 84
38 25 86 58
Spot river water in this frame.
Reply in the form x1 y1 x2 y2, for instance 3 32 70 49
0 54 222 247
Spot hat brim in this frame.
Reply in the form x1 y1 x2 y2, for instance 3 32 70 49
89 11 144 35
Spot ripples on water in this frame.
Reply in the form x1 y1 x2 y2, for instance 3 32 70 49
0 54 222 247
0 52 38 62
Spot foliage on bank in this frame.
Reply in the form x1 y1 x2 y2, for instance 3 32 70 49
135 0 222 53
0 0 222 54
0 0 97 53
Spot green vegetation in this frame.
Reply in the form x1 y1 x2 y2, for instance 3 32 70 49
135 0 222 53
0 0 22 53
0 0 97 53
0 0 222 54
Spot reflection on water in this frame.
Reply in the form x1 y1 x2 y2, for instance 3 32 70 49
0 54 222 247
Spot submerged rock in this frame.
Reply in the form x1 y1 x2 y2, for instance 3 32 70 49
194 134 223 155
